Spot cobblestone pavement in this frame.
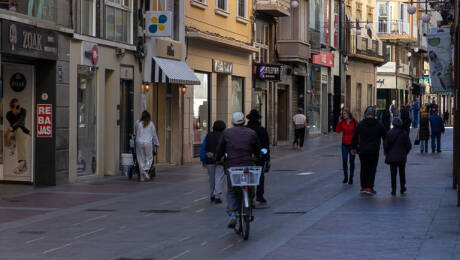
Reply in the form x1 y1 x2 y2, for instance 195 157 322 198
0 129 458 260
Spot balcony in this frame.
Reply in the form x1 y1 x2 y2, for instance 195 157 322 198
255 0 290 17
377 20 414 41
276 40 311 63
347 35 385 65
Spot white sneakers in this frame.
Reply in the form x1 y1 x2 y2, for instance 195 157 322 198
13 161 27 175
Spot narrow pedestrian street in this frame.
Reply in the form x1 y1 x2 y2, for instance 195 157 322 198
0 129 457 260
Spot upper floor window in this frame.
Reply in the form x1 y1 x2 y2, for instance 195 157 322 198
237 0 246 18
77 0 95 36
105 0 132 43
1 0 55 22
217 0 226 10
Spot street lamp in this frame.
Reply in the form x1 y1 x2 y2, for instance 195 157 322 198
291 0 299 8
408 5 417 14
422 13 431 23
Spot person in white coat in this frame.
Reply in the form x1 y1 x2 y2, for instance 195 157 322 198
135 111 160 181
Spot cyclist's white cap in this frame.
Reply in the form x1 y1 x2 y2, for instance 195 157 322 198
232 112 245 125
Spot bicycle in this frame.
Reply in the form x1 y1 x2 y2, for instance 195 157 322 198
227 165 263 240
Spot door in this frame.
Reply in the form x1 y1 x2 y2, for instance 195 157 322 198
321 83 328 134
165 86 172 163
1 64 35 182
277 87 288 141
120 80 134 154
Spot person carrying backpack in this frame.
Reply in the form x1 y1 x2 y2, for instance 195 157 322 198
336 109 358 184
200 120 226 203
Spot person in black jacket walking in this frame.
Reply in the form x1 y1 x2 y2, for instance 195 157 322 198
200 120 226 203
246 109 270 204
351 106 387 195
384 118 412 196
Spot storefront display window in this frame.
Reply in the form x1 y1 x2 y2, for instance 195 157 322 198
193 72 209 157
309 67 321 135
77 66 97 176
4 0 56 22
231 76 244 113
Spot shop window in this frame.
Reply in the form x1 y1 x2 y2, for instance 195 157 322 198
77 65 98 176
193 72 209 157
309 67 322 135
231 76 244 114
3 0 55 22
105 0 132 43
76 0 95 36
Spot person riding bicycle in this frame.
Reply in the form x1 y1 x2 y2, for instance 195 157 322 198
216 112 261 228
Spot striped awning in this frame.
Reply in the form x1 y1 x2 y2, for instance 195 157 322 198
152 57 201 85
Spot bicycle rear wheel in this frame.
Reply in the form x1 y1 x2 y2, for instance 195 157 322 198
240 199 250 240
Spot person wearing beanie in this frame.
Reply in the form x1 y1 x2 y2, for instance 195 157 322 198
246 109 270 204
216 112 261 228
200 120 226 203
384 117 412 196
351 106 387 195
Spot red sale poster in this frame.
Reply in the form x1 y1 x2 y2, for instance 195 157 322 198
37 104 52 138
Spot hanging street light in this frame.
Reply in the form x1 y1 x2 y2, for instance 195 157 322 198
408 5 417 14
291 0 299 9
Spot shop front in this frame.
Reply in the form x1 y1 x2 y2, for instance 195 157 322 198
69 40 142 182
252 64 281 128
0 20 61 186
142 38 200 165
310 51 334 135
185 38 254 162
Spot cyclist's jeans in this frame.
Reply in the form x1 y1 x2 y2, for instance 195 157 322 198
226 175 254 216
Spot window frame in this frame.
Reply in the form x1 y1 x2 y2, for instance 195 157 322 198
216 0 227 11
104 0 133 44
77 0 97 36
237 0 247 18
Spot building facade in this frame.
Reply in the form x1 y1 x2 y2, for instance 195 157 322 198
184 0 257 161
68 0 143 183
344 0 385 121
375 0 420 112
0 1 71 186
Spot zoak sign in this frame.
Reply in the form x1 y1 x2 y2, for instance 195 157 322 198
2 20 58 60
37 104 52 138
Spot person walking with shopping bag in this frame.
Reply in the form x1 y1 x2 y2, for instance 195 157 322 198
384 118 412 196
336 110 358 184
135 111 160 182
200 120 226 203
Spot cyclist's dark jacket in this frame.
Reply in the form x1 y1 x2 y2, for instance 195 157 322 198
216 125 261 168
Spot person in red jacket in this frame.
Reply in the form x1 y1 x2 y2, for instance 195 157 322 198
336 110 358 184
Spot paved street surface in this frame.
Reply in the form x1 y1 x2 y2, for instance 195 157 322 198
0 129 458 260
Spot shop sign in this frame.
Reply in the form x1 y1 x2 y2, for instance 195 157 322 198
10 73 27 92
156 38 182 61
120 66 134 80
213 59 233 74
2 20 58 60
253 64 281 81
311 51 334 67
145 11 172 37
82 42 99 66
377 62 396 73
37 104 52 138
